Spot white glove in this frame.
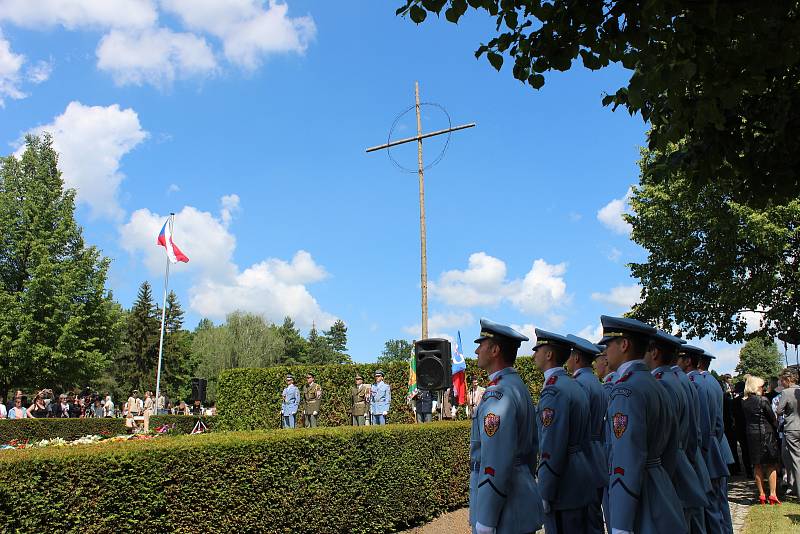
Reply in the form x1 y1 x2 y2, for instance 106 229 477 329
313 411 318 416
382 411 388 416
542 499 551 514
611 530 633 534
475 522 495 534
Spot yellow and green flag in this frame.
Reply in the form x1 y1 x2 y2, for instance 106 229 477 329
408 350 417 395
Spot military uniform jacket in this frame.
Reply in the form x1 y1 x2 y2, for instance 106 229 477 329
302 382 322 414
702 371 735 466
653 366 709 509
607 361 685 533
536 367 594 510
282 384 300 416
688 370 729 480
673 366 714 500
602 371 617 476
370 381 391 414
350 384 369 416
574 367 608 490
469 367 543 533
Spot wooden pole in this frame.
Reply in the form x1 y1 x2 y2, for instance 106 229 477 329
416 81 428 340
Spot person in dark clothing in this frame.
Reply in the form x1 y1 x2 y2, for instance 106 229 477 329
412 389 433 423
743 375 781 505
724 384 742 475
732 381 754 478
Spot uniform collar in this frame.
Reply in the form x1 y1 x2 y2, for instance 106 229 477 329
544 366 565 382
616 359 645 377
671 365 683 373
651 365 672 376
604 371 617 383
573 367 593 378
489 366 516 382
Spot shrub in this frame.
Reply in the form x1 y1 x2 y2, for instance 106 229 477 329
217 357 543 431
0 422 470 534
0 416 216 443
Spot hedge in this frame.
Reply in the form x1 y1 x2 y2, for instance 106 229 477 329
0 422 471 534
217 357 543 431
0 415 217 442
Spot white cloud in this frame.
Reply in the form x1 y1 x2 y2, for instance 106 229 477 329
120 199 334 330
220 193 240 226
167 183 180 194
25 59 52 83
597 187 633 235
161 0 316 69
403 311 474 340
0 31 25 105
96 28 217 87
591 284 642 310
511 323 537 355
20 101 148 219
577 323 604 344
739 309 765 333
0 0 157 30
431 253 569 318
508 259 568 315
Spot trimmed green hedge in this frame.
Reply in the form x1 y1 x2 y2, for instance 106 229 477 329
0 415 217 442
217 357 543 431
0 422 470 534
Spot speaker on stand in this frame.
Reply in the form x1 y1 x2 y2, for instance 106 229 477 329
414 338 452 421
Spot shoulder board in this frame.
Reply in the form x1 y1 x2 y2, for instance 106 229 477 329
689 375 695 382
545 375 558 386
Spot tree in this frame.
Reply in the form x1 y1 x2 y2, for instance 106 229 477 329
115 281 160 393
279 316 307 364
305 323 333 365
627 144 800 343
735 337 783 380
0 135 120 399
159 291 196 401
323 319 352 364
378 339 414 365
395 1 800 206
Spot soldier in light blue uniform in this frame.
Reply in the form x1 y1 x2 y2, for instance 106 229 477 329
678 345 728 534
698 353 733 534
596 346 617 532
565 334 607 534
600 315 686 534
646 331 710 533
281 374 300 428
533 328 594 534
470 318 543 534
370 370 391 425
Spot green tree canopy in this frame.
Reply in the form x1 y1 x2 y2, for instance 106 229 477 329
159 290 195 401
0 135 120 398
396 1 800 206
378 339 414 365
735 336 783 380
278 316 307 364
115 281 159 394
628 144 800 343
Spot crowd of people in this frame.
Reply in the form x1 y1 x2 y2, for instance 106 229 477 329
0 389 216 421
467 315 800 534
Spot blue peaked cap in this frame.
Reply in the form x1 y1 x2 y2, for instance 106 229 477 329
532 328 572 351
599 315 656 345
651 330 687 348
566 334 602 358
678 344 705 356
474 318 529 344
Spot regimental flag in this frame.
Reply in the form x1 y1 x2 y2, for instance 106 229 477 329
452 331 467 405
408 346 417 396
157 218 189 263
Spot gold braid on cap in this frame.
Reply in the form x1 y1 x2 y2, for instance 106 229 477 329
603 332 626 338
480 331 495 338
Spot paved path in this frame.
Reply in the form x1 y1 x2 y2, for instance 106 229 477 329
400 476 755 534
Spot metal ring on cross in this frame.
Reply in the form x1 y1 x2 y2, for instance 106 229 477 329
386 102 452 173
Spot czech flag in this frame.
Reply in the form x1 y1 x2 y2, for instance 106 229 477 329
157 218 189 263
451 331 467 405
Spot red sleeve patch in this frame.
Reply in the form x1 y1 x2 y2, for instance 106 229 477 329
546 375 558 386
614 467 625 475
484 466 495 476
655 371 663 380
616 371 632 383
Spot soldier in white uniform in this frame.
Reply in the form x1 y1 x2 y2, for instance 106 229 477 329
600 315 686 534
470 318 543 534
533 329 594 534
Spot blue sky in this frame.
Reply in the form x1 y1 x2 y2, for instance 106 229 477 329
0 1 754 373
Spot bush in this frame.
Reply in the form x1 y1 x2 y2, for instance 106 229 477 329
0 422 470 534
0 416 217 443
217 357 543 431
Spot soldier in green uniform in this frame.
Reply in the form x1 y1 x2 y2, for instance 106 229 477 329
302 373 322 427
350 374 369 426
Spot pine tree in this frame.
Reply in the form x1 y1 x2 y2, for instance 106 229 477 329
159 291 195 401
0 135 119 397
279 316 307 363
324 320 348 353
305 323 333 364
117 281 160 393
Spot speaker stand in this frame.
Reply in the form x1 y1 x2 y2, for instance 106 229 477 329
191 418 208 434
438 390 443 421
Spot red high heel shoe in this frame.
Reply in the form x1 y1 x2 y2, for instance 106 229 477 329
759 495 767 505
769 495 781 505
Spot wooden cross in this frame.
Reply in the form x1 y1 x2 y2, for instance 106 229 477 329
366 82 475 339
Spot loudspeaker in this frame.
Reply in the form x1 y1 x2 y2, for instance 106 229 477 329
190 378 207 403
415 338 452 390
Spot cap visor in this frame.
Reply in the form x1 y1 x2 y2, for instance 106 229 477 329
474 336 489 343
598 335 616 345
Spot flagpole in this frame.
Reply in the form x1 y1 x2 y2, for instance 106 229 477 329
154 213 173 416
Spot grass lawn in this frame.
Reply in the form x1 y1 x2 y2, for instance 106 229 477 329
743 499 800 533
